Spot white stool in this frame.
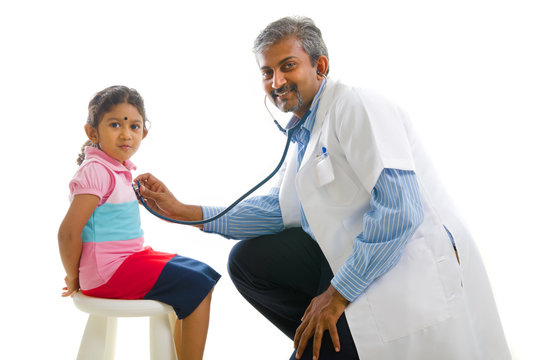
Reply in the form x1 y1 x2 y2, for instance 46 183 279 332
73 292 178 360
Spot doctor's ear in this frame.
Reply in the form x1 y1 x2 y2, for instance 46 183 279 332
315 55 329 79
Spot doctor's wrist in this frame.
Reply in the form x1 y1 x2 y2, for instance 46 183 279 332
328 284 350 307
331 273 365 303
172 203 204 228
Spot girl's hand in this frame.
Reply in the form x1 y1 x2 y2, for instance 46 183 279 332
62 276 80 297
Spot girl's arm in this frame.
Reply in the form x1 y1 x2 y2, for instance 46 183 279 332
58 194 99 297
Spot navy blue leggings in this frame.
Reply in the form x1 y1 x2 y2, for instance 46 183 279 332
228 228 359 360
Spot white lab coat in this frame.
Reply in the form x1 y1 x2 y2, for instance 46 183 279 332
277 79 510 359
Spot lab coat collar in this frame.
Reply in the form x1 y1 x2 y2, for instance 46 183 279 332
286 79 328 143
303 79 327 132
299 78 340 169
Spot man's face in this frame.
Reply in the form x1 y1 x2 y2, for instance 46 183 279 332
257 36 322 118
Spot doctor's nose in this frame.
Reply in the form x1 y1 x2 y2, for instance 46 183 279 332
271 72 287 89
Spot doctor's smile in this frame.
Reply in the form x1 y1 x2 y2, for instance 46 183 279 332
258 35 324 118
271 83 303 111
272 84 297 99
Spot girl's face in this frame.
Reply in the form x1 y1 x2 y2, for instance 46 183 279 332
85 103 147 164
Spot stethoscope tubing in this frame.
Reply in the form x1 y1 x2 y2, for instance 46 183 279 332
134 78 326 226
133 126 297 225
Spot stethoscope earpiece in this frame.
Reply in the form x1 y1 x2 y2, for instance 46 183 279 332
316 70 327 79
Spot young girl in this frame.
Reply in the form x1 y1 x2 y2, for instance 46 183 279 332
58 85 220 360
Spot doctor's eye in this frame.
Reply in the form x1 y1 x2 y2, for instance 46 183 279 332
281 62 296 72
262 70 273 80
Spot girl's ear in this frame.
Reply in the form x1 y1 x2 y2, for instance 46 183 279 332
142 128 148 140
84 124 98 144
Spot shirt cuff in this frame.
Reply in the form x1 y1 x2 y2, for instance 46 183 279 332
331 263 372 303
201 205 228 234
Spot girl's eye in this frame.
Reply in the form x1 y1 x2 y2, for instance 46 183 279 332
110 122 120 128
131 124 140 130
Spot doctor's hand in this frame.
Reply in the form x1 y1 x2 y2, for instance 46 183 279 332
294 285 349 360
134 173 182 216
134 173 204 227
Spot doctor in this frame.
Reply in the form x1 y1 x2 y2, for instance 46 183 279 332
136 16 510 360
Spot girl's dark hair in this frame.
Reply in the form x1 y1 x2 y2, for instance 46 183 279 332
77 85 149 165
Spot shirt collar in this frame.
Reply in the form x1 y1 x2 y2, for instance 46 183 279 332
303 79 326 132
84 146 137 172
289 79 327 144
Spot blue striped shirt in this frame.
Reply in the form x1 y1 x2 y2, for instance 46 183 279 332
202 169 423 302
331 168 424 301
202 82 425 302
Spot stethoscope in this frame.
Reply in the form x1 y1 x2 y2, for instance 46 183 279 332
133 77 327 225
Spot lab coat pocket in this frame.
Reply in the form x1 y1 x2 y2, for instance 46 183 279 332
436 254 463 302
365 236 451 342
313 156 358 206
314 154 334 187
436 231 464 299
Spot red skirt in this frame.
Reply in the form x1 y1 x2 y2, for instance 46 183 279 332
82 247 220 319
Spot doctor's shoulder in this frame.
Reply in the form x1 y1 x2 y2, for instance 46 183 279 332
327 80 394 112
326 83 386 124
331 84 410 129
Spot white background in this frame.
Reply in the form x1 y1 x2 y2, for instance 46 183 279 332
1 0 543 359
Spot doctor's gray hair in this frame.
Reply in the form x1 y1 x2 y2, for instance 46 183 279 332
253 16 329 75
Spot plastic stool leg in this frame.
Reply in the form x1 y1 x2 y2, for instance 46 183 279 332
77 315 118 360
104 317 117 360
149 313 177 360
168 311 177 333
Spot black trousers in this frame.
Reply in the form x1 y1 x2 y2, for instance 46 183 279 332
227 228 359 360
